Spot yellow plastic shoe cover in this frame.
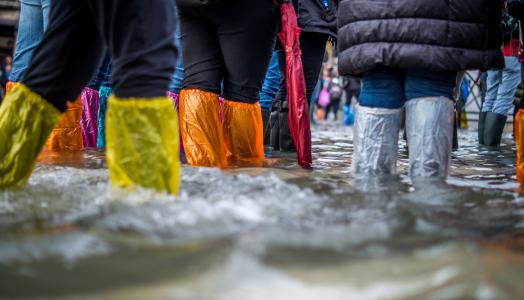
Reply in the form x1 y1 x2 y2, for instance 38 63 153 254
44 97 84 151
5 81 19 95
222 100 264 167
179 89 226 167
516 109 524 183
106 96 180 194
0 84 61 187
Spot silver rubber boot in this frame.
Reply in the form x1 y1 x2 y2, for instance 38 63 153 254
405 97 454 179
351 104 401 175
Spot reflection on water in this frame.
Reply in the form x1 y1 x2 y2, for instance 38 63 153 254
0 125 523 299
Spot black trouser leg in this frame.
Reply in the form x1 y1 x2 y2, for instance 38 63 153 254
179 11 223 94
86 0 177 98
22 0 104 112
22 0 176 113
275 32 329 106
180 0 279 103
272 32 329 150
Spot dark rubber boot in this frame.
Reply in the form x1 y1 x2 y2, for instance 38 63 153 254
262 109 271 146
279 101 295 151
478 111 487 145
269 102 280 150
483 112 508 148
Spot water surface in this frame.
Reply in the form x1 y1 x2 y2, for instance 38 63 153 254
1 124 523 299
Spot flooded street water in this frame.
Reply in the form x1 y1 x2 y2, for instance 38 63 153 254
1 124 524 299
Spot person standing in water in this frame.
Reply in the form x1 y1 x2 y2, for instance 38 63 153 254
338 0 504 180
0 0 180 194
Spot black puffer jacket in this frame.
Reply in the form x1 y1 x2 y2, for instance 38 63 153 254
338 0 504 75
295 0 338 39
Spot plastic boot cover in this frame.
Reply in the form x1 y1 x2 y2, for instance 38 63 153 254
222 100 264 167
405 97 454 178
516 109 524 183
483 112 508 148
179 89 226 167
106 96 180 194
80 87 100 148
44 97 84 151
351 104 401 175
478 111 487 145
167 91 185 159
0 84 61 187
97 86 112 149
5 81 19 95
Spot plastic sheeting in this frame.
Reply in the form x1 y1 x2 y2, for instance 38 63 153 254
179 89 226 168
105 96 180 195
405 97 454 178
80 87 100 148
222 100 264 167
44 97 84 151
97 86 111 149
0 84 61 187
516 109 524 183
351 104 401 175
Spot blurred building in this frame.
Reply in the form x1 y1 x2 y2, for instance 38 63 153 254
0 0 19 59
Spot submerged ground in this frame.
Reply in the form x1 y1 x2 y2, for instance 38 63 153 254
0 124 523 299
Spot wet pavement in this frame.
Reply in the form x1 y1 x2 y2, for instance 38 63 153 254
1 123 523 299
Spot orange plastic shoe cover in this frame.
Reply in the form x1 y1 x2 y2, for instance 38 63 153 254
222 100 264 167
179 89 226 167
44 97 84 151
5 82 19 95
516 109 524 183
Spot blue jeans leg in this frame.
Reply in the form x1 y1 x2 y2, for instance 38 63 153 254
10 0 51 82
359 67 406 109
259 51 281 111
491 57 521 115
482 69 502 112
405 69 457 101
169 24 184 93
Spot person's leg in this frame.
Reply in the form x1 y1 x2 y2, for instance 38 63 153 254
97 84 111 149
260 51 280 145
482 70 502 113
23 0 103 110
215 0 279 165
91 54 112 149
0 0 103 187
492 57 521 116
177 8 226 168
260 52 281 111
86 0 180 194
333 103 339 121
352 67 405 175
404 69 457 179
271 32 329 151
483 57 522 147
324 102 331 120
168 16 184 94
81 53 110 149
9 0 46 82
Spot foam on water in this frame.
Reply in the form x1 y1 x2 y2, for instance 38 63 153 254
1 127 523 299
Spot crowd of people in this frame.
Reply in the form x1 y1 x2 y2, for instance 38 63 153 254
0 0 523 195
